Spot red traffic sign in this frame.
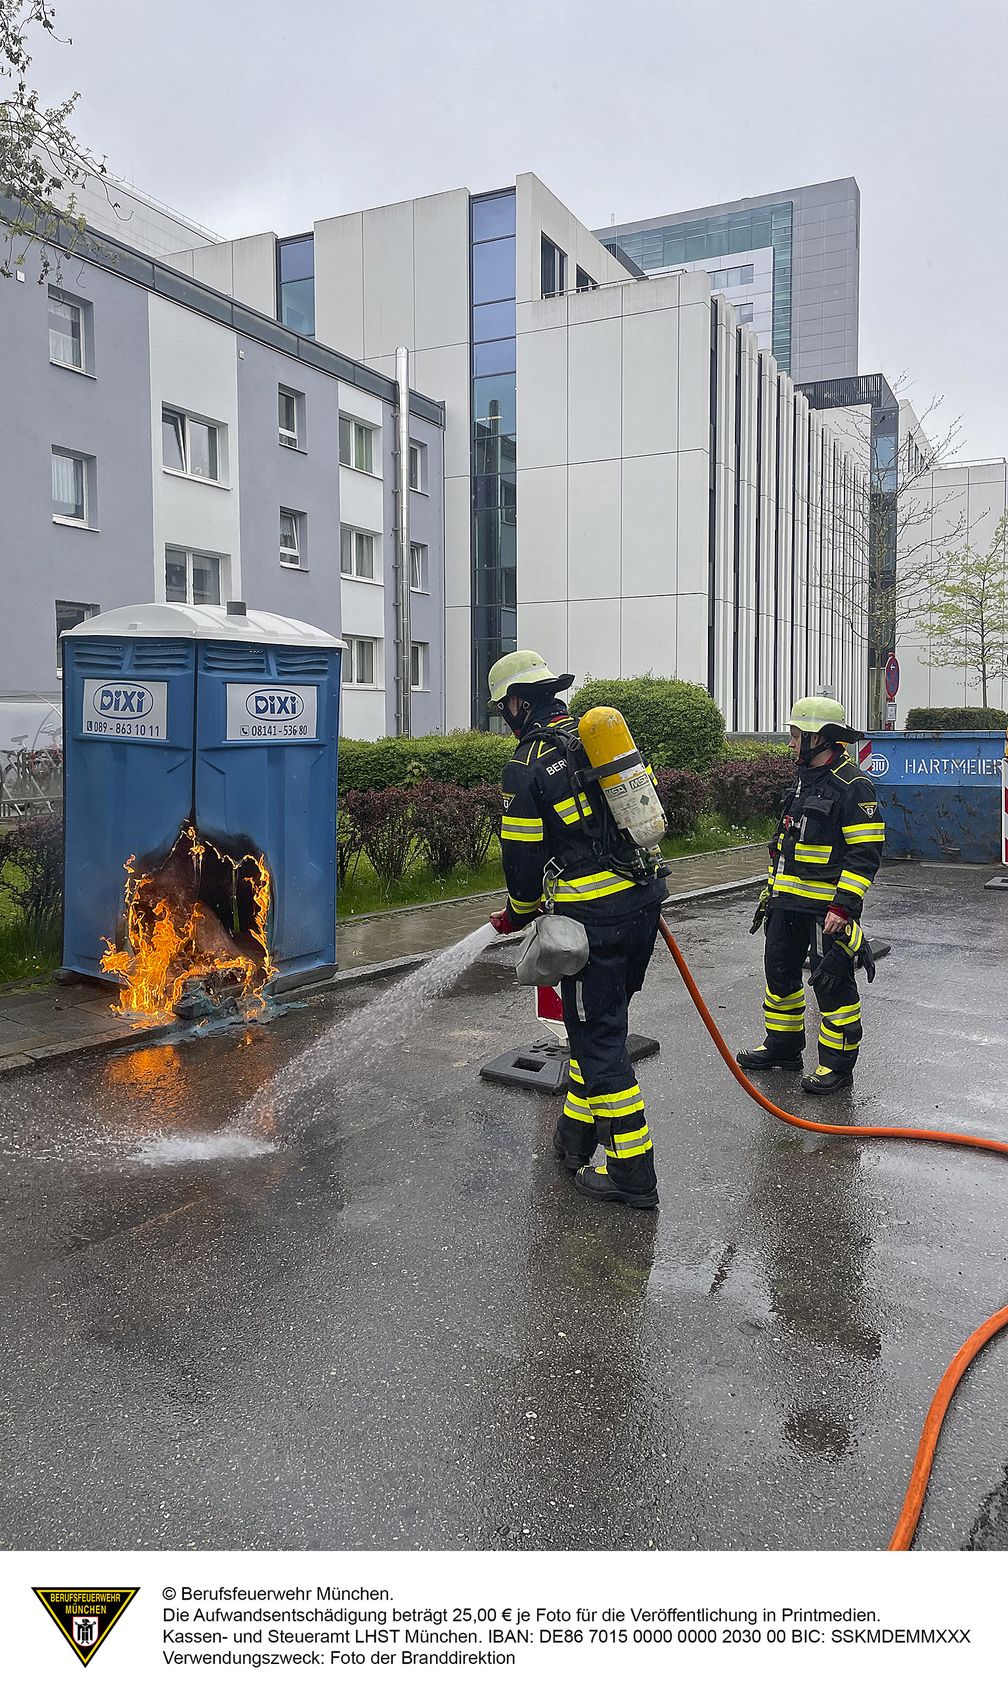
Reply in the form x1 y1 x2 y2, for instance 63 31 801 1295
885 654 900 699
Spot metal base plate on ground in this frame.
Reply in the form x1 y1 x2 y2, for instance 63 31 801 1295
985 873 1008 890
480 1033 660 1096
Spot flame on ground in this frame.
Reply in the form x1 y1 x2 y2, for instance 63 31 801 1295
101 824 272 1023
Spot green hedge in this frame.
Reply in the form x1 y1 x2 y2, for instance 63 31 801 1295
567 675 725 773
905 706 1008 731
720 737 791 763
338 731 513 792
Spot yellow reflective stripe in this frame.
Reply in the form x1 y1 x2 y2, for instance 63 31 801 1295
794 842 833 863
554 872 637 901
819 1026 859 1052
562 1101 595 1124
568 1061 584 1084
604 1136 653 1160
821 1003 861 1023
843 824 885 841
836 869 872 893
507 893 541 915
564 1090 592 1111
610 1128 649 1154
766 1017 805 1032
501 815 543 843
555 792 592 817
771 875 836 899
764 986 804 1008
588 1084 643 1110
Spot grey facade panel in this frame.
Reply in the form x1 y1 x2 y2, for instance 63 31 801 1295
236 341 343 633
0 262 154 692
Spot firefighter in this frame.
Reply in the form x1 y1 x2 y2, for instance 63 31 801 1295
737 696 885 1095
486 652 667 1209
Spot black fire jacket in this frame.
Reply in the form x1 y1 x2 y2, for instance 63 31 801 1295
768 749 885 919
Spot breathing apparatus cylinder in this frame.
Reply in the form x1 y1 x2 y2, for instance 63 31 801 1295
577 706 667 849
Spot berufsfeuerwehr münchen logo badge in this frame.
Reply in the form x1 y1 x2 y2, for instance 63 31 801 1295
32 1587 139 1666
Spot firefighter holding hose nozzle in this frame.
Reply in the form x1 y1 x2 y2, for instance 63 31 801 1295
487 652 668 1210
737 697 885 1095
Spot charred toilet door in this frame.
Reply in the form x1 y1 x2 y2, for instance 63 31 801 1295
61 619 196 979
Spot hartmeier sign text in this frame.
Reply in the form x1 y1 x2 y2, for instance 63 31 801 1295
82 679 168 741
225 683 318 742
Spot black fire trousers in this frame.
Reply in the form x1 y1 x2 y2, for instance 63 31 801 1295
557 902 663 1187
762 905 863 1071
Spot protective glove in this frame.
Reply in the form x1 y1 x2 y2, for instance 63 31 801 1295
811 922 877 1000
809 941 849 1002
489 908 519 935
749 886 772 935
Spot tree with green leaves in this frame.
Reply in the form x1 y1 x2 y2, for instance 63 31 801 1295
1 0 110 280
922 510 1008 710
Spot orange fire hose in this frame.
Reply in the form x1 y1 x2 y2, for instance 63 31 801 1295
656 914 1008 1550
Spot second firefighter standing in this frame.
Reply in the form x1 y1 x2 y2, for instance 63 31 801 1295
738 696 885 1094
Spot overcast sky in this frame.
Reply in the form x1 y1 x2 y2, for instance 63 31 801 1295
28 0 1007 457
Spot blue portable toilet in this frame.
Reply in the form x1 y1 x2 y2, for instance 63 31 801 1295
62 603 345 993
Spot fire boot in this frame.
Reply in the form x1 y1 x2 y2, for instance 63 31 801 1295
801 1065 854 1096
552 1114 597 1172
574 1159 659 1211
736 1045 803 1073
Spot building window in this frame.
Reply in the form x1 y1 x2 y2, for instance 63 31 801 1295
165 547 222 605
575 266 597 291
410 642 428 690
279 387 301 449
280 509 305 570
48 289 86 369
736 302 754 324
162 407 221 482
55 599 100 670
710 263 755 290
340 525 376 580
409 439 427 492
339 415 376 474
277 234 315 336
344 635 378 686
409 541 428 593
51 449 92 525
541 233 567 298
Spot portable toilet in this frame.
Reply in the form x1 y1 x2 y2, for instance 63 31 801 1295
61 602 344 1002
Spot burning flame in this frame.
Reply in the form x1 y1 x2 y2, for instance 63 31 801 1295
101 824 273 1022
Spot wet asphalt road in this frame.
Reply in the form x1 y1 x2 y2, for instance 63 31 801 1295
1 864 1007 1553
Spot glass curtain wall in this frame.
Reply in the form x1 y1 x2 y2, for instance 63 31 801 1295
278 235 315 336
612 203 793 372
470 191 517 728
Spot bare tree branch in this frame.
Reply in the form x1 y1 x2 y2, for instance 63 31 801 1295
0 0 119 281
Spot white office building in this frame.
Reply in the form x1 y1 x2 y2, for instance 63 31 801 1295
167 173 870 732
896 459 1008 717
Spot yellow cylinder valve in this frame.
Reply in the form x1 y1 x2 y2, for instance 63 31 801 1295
577 706 667 849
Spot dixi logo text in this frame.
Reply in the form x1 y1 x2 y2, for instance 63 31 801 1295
93 682 154 719
246 690 305 720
